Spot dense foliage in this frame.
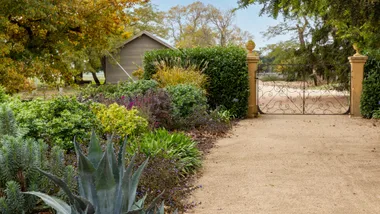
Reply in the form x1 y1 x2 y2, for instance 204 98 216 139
0 135 75 213
152 60 208 89
1 57 234 212
373 110 380 119
237 0 380 51
122 89 173 129
143 46 249 118
0 86 8 103
115 80 159 98
79 84 119 101
128 129 201 175
165 1 253 47
136 153 192 213
79 80 159 102
9 96 97 150
27 133 168 214
0 105 19 137
360 55 380 118
91 103 148 137
166 84 208 120
81 81 232 131
0 0 147 93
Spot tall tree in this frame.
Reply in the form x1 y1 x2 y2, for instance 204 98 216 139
237 0 380 50
262 15 312 50
0 0 145 93
207 7 235 46
256 3 354 85
127 3 169 39
260 41 300 64
165 2 253 48
166 2 215 48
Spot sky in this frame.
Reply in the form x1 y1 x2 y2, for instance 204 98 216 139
150 0 292 49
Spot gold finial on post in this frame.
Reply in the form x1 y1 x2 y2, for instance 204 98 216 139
353 43 362 56
246 40 256 54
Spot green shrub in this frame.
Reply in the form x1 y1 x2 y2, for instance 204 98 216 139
360 55 380 118
115 79 159 98
165 85 233 130
0 86 8 103
373 109 380 119
79 84 118 100
260 74 285 82
135 153 192 213
26 133 167 214
210 107 234 124
143 46 249 118
173 106 232 132
79 80 158 102
128 129 201 175
91 103 148 137
0 136 75 214
152 60 208 89
166 84 208 119
122 89 173 129
9 96 98 150
0 105 19 138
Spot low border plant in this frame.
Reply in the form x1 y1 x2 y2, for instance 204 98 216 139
127 129 201 175
25 132 175 214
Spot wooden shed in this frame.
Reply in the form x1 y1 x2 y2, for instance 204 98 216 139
104 31 174 83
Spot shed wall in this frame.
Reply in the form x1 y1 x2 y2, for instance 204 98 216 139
105 34 167 83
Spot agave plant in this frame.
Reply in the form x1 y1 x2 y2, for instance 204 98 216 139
25 132 169 214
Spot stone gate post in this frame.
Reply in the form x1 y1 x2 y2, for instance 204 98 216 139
348 45 368 117
246 40 260 118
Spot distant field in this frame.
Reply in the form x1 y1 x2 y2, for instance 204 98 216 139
83 72 105 84
17 86 80 100
17 72 105 100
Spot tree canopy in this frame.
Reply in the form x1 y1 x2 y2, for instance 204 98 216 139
126 3 169 39
166 1 253 48
0 0 146 93
237 0 380 51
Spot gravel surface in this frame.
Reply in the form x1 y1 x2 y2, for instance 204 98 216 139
187 115 380 214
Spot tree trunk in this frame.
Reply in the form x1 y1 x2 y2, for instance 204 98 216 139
91 71 101 85
75 72 83 84
312 65 318 86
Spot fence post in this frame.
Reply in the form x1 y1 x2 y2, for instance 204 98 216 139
348 45 368 117
246 40 260 118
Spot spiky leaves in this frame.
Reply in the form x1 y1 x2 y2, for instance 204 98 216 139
0 181 25 214
0 105 19 138
0 136 71 213
25 191 72 214
87 131 103 168
123 156 149 212
74 136 98 208
29 133 166 214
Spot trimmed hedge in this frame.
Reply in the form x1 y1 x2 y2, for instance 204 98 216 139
360 55 380 118
143 46 249 118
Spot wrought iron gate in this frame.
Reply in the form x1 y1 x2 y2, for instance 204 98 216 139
257 64 350 115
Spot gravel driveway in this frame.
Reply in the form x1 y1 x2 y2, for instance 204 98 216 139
187 115 380 214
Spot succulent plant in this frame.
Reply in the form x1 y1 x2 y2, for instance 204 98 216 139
26 131 171 214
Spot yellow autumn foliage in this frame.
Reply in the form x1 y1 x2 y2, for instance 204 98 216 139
152 61 209 90
0 0 146 93
91 103 148 137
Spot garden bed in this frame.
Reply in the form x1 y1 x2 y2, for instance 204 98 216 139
0 78 235 213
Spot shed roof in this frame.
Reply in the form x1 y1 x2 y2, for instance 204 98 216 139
118 31 175 49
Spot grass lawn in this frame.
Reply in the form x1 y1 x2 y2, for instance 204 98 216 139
16 72 105 100
17 85 80 100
